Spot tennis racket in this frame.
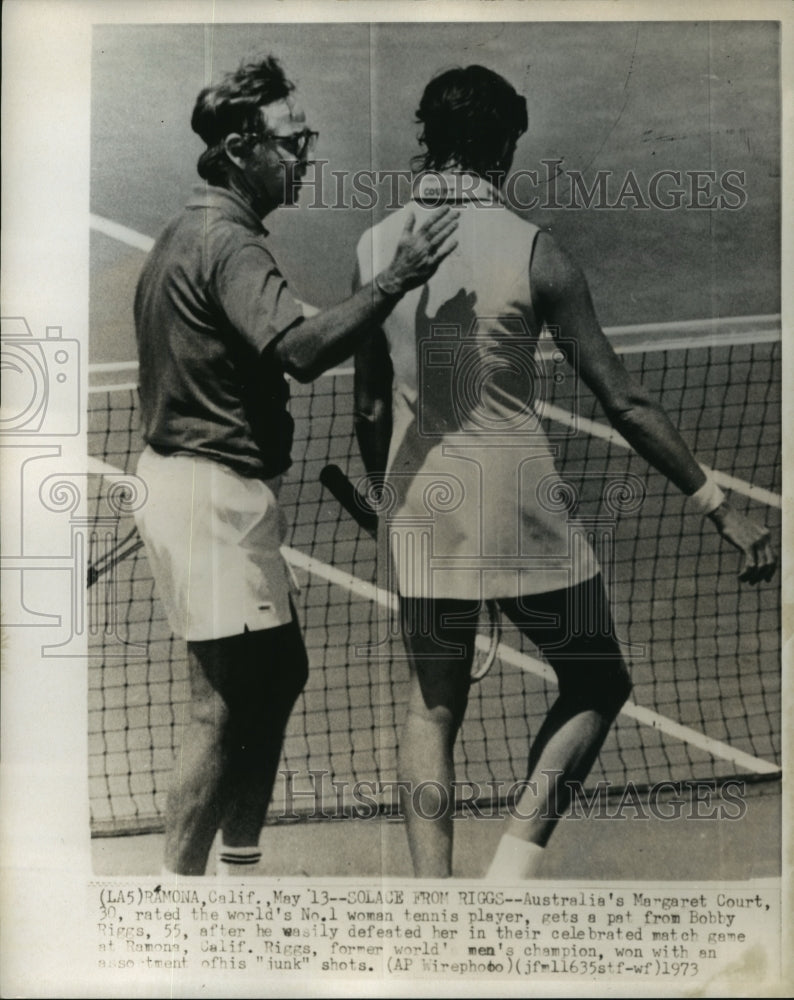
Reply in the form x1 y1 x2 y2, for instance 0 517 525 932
320 463 501 681
86 527 143 587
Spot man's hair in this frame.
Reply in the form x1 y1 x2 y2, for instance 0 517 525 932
413 65 528 176
191 55 295 184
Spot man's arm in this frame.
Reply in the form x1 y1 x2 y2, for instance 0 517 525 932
274 207 457 383
352 264 394 483
531 231 776 584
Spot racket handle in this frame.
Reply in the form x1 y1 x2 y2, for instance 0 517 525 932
470 600 501 682
320 464 379 539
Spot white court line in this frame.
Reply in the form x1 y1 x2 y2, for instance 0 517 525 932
87 369 781 509
89 211 780 347
90 213 782 775
537 402 782 509
89 213 318 319
281 545 781 778
91 214 154 252
90 360 139 374
89 382 138 394
89 213 783 450
87 455 133 477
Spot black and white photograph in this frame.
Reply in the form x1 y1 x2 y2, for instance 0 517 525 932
1 0 790 996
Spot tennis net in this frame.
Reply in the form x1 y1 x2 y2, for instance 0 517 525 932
87 315 781 835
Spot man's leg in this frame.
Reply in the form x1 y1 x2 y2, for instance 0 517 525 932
219 622 308 850
486 576 632 878
164 619 308 876
399 597 478 878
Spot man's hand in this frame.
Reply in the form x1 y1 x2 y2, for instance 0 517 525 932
376 207 459 296
708 502 777 584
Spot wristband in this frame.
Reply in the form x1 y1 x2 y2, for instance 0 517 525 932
687 475 726 516
374 271 402 299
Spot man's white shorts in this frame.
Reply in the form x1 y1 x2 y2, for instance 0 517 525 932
134 447 297 641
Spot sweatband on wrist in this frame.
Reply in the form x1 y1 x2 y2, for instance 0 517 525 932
687 476 726 515
374 271 402 298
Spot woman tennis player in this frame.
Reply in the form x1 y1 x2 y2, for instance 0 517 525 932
353 65 776 879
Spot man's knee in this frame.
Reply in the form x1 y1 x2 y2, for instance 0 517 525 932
188 687 230 730
242 621 308 704
187 622 308 729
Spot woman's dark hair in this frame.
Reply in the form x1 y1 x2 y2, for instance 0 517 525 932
413 65 528 176
191 55 295 184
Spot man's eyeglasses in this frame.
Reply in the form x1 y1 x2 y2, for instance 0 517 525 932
244 129 319 159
